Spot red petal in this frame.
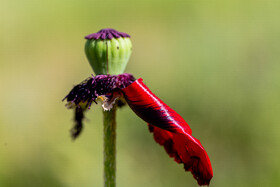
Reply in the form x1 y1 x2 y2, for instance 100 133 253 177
122 78 213 186
149 124 213 186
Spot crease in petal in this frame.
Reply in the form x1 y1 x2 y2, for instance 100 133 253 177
122 78 213 186
122 78 192 134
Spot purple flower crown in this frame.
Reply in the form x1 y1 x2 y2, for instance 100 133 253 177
85 28 130 40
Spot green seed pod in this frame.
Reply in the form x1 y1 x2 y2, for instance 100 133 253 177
85 29 132 75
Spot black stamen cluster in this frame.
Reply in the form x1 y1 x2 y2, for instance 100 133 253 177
63 73 135 139
63 73 135 109
71 107 84 139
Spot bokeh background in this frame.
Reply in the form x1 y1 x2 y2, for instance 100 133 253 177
1 0 279 186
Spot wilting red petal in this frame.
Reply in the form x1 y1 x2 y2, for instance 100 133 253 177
149 124 212 186
122 78 213 186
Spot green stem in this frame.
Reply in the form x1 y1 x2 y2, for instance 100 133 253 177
103 106 117 187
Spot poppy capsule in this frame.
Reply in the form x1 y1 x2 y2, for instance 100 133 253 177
85 28 132 75
122 78 213 186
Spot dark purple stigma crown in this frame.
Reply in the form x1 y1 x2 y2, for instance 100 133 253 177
85 28 130 40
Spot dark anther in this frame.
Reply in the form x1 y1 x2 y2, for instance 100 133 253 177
71 107 85 139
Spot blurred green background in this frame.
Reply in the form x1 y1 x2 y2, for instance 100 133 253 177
1 0 279 186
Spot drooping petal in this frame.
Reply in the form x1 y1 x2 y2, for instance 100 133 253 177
122 78 213 186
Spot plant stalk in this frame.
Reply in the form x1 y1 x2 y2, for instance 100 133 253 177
103 106 117 187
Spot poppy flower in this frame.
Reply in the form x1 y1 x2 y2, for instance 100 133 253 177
63 28 213 186
63 75 213 185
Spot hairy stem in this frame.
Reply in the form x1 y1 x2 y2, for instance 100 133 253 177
103 106 117 187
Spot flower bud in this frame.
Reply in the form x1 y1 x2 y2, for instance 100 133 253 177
85 28 132 75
